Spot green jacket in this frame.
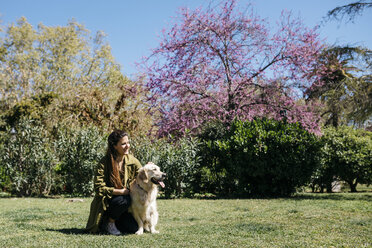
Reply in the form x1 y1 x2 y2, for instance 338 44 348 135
85 154 142 233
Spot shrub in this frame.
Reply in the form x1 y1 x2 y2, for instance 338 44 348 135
198 119 322 197
132 135 201 198
55 126 106 196
308 159 335 193
0 134 11 192
0 118 55 196
319 126 372 192
196 121 233 195
131 135 165 165
159 136 201 198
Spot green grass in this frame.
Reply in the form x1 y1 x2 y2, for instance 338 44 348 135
0 193 371 248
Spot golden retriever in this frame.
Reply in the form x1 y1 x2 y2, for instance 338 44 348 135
129 162 166 235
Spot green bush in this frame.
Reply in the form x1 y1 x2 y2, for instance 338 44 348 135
132 135 201 198
55 126 106 196
318 126 372 192
131 135 165 165
0 118 55 196
0 133 11 192
195 121 232 195
308 160 335 193
2 93 58 129
198 119 322 197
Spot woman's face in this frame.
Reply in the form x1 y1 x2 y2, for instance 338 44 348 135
114 136 130 156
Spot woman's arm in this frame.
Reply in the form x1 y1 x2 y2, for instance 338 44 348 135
94 161 114 197
112 188 130 195
95 158 130 196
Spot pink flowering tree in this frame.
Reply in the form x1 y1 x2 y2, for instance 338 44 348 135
143 0 327 136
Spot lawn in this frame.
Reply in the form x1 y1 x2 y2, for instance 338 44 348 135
0 193 371 248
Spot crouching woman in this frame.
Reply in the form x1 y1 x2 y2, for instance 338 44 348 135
86 130 141 235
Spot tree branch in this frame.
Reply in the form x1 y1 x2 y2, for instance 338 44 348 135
327 1 372 23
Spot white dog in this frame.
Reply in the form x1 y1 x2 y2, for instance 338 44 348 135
129 162 166 235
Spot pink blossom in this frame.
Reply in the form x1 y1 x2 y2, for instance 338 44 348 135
141 0 328 137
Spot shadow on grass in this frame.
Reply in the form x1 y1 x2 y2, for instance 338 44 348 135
47 228 136 236
184 192 372 201
292 193 372 201
46 228 89 235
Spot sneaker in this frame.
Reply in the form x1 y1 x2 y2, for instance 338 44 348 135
106 222 121 235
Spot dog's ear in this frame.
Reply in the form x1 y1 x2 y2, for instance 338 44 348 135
138 168 148 183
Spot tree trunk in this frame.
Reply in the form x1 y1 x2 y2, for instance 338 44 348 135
346 179 358 192
320 185 325 193
331 112 339 128
310 184 315 193
326 182 333 193
350 183 358 192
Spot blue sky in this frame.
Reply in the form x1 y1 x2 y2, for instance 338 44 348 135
1 0 371 78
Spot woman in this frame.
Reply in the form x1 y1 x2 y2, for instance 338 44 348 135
86 130 142 235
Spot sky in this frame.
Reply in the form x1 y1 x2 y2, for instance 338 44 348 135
1 0 371 79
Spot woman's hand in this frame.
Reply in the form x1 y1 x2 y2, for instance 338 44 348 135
122 187 130 195
113 187 130 195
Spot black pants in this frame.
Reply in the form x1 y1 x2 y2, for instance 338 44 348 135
106 195 138 234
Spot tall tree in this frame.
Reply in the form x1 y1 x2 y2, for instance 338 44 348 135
314 1 372 128
143 0 328 137
0 18 153 134
321 126 372 192
308 46 372 127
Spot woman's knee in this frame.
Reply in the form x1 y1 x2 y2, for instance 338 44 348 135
111 195 131 207
123 195 131 206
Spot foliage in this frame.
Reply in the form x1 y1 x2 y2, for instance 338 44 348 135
308 154 335 193
0 17 157 196
130 135 166 165
0 138 10 192
158 136 201 198
327 0 372 23
55 126 106 196
319 126 372 192
3 92 58 128
194 121 231 195
318 2 372 129
308 46 372 128
0 17 153 135
132 135 201 198
0 118 55 196
198 119 321 197
143 0 328 136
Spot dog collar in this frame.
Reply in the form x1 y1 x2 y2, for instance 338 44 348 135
136 183 148 193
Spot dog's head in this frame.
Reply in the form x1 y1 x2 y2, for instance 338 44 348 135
138 162 166 188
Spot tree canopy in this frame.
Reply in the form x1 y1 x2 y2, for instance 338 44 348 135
312 1 372 129
308 46 372 128
0 18 153 134
143 0 329 136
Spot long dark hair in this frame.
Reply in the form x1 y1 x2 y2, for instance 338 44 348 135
107 130 128 189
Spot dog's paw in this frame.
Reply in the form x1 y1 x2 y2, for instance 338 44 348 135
144 223 150 232
135 230 144 235
150 229 159 234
